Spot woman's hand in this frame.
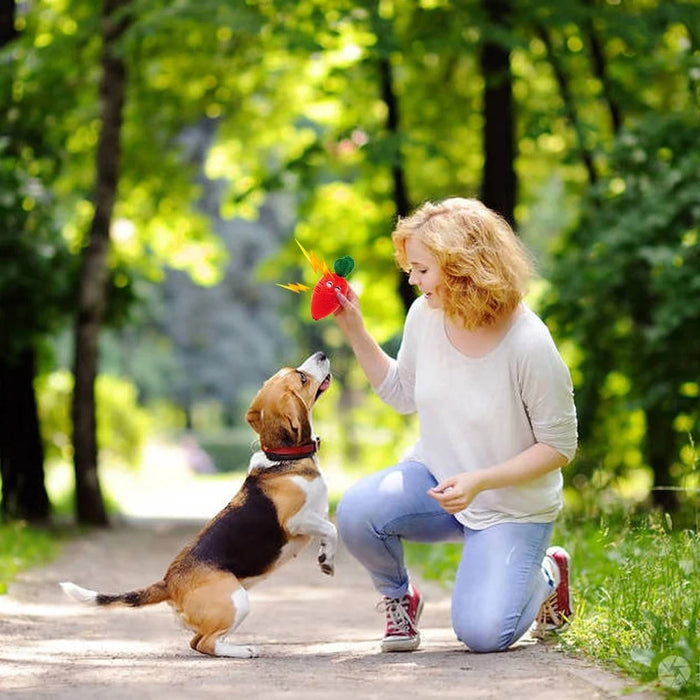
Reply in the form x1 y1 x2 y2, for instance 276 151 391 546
333 286 365 338
427 472 484 514
331 286 392 388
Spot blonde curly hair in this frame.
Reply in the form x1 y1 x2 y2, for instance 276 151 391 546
392 198 533 328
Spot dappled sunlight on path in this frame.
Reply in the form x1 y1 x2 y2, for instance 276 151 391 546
0 521 659 699
7 443 660 699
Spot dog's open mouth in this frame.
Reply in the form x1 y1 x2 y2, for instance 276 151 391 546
316 374 332 398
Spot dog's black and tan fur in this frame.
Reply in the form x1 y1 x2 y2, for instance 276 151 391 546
61 352 337 658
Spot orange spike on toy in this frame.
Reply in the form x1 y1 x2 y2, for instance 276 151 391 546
296 240 332 277
277 282 311 293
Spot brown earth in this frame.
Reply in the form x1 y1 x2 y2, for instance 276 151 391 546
0 517 660 699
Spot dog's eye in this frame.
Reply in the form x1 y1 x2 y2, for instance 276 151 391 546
297 371 307 384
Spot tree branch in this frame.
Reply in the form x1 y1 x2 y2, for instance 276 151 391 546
535 23 598 186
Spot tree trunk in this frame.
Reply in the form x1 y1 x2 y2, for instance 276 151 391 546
0 0 50 525
581 0 622 134
684 20 699 106
0 0 16 45
479 0 516 227
71 0 130 526
378 56 415 314
0 350 51 523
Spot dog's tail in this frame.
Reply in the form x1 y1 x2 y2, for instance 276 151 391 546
60 580 169 608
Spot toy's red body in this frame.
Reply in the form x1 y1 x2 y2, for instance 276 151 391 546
310 273 349 320
278 242 354 320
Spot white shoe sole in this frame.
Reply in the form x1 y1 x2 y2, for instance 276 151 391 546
381 633 421 652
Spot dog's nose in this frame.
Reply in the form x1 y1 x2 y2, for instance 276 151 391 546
315 351 327 362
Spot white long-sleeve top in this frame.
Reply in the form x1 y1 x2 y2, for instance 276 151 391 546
376 295 578 530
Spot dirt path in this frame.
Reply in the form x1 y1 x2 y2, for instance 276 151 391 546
0 517 658 699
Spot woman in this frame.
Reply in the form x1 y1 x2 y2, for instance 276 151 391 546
332 197 577 653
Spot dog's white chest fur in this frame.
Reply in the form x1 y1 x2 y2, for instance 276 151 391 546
286 474 330 532
271 473 329 566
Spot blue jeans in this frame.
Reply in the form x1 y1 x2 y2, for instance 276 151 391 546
336 461 555 652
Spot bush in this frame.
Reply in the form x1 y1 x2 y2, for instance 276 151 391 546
196 428 256 473
542 115 700 494
0 521 62 594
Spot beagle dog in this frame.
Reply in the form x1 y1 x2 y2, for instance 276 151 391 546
60 351 337 658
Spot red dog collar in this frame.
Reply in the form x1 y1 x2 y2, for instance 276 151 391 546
262 437 320 462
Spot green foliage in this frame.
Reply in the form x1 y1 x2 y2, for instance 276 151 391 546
0 521 62 595
36 371 150 467
405 539 462 585
543 114 700 488
0 149 75 360
2 0 699 517
552 113 700 402
5 0 229 290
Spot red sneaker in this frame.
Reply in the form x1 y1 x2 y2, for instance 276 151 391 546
533 546 573 638
380 582 424 652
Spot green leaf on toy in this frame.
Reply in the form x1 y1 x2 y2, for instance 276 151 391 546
333 255 354 278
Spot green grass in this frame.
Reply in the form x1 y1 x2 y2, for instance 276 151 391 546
405 509 700 697
555 512 699 697
0 521 65 594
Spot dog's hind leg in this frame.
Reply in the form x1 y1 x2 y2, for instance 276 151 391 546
213 639 258 658
185 578 257 658
193 631 258 659
212 587 257 658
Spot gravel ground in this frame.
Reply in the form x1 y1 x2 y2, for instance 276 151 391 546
0 517 660 699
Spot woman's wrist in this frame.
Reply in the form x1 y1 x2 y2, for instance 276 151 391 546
470 469 490 494
473 444 566 492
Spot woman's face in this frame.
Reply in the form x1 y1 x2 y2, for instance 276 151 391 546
405 237 443 308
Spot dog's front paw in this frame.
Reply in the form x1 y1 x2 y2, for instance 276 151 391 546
318 552 335 576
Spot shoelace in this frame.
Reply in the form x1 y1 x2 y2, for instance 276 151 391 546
540 592 563 624
380 595 417 636
532 592 568 639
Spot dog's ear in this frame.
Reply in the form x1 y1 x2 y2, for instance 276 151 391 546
257 392 310 447
280 394 302 445
245 392 264 434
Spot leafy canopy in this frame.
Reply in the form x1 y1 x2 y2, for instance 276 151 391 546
543 114 700 466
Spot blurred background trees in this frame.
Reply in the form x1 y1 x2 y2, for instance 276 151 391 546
0 0 697 525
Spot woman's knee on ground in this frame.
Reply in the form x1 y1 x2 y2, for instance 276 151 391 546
452 605 515 653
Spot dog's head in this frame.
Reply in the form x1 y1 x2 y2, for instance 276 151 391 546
245 351 331 449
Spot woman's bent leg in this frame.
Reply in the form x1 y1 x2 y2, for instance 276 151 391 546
452 521 554 652
336 461 463 599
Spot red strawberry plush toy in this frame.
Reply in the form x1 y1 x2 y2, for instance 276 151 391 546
310 256 354 320
278 243 355 321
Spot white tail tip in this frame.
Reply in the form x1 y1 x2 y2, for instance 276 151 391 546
60 581 98 605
